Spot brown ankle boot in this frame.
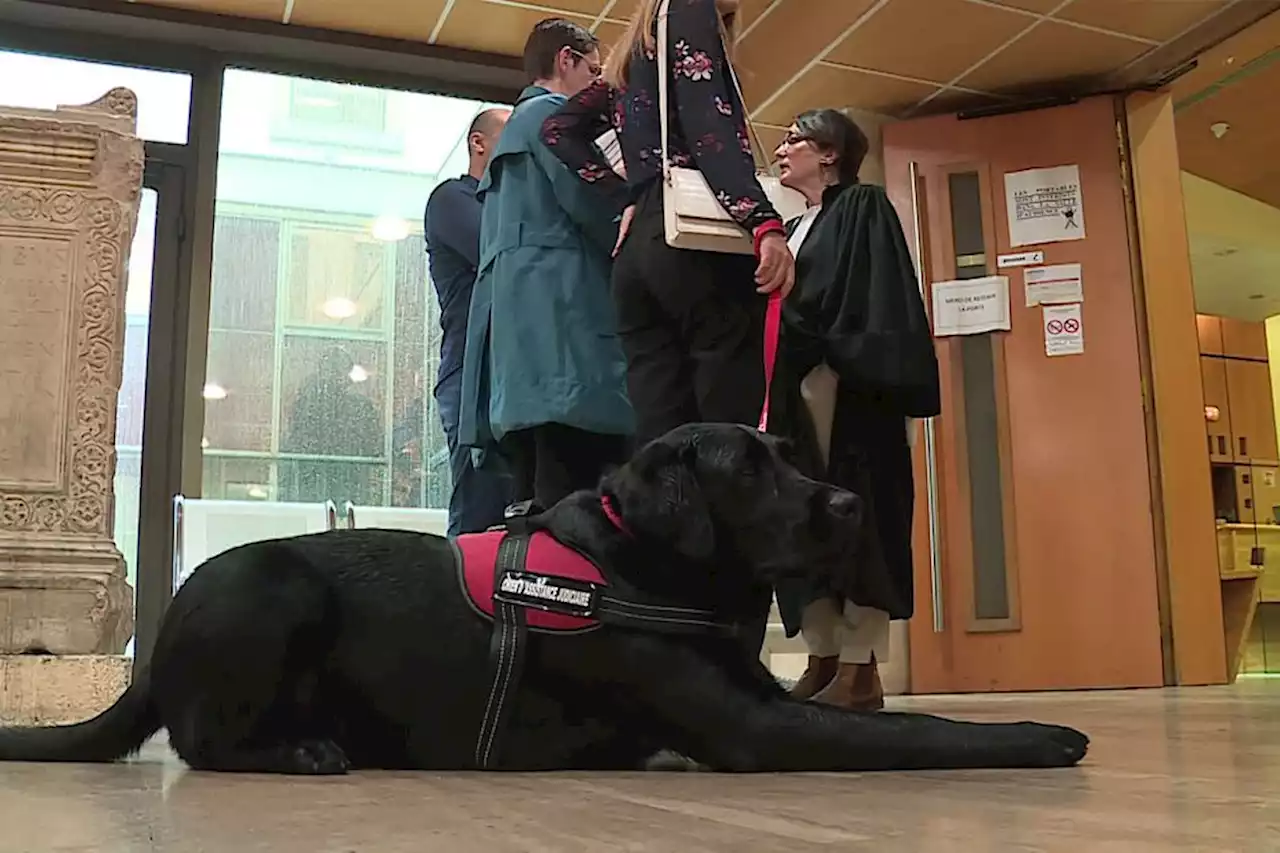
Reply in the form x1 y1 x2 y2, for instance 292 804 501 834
811 658 885 711
790 655 838 700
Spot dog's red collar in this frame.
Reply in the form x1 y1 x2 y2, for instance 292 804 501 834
600 494 630 536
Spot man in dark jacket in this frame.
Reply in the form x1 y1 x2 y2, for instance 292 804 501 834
425 106 512 535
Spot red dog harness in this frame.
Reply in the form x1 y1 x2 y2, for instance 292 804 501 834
453 518 735 769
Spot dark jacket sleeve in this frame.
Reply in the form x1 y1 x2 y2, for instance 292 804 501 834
668 0 778 231
424 180 480 271
785 184 940 418
541 79 629 208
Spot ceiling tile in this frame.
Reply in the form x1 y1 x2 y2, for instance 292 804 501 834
433 1 598 55
957 18 1151 91
825 0 1030 86
142 0 286 21
735 0 881 107
1170 9 1280 103
1055 0 1228 42
982 0 1062 12
289 0 448 40
754 63 938 124
917 87 1011 114
594 19 627 56
525 0 615 15
736 0 778 31
752 123 788 157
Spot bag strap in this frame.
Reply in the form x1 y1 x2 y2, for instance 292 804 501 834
656 0 674 187
654 0 776 179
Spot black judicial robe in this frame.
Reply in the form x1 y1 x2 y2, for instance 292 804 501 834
770 181 940 631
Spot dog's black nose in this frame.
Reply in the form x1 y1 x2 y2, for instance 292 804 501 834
827 489 858 517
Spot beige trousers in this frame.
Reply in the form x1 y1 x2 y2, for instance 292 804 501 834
798 363 892 665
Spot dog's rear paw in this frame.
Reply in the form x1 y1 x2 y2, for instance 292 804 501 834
290 740 351 775
1018 722 1089 768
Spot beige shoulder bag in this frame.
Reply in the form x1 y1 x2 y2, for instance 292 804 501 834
656 0 806 254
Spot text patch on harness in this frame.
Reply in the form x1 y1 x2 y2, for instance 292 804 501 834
495 571 599 619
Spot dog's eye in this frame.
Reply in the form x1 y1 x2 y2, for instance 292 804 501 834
773 438 797 464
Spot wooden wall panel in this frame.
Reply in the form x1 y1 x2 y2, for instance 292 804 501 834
1126 90 1228 686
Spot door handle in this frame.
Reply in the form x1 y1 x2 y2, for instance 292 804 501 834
909 161 944 634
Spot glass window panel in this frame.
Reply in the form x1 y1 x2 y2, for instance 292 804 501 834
0 50 190 143
204 68 508 512
285 225 388 331
948 170 1012 623
211 215 279 332
204 330 275 453
113 188 157 633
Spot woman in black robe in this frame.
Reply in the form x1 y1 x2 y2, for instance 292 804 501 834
769 110 940 710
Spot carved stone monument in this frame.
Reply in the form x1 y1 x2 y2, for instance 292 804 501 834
0 89 142 723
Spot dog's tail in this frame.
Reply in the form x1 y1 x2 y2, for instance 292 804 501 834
0 666 160 763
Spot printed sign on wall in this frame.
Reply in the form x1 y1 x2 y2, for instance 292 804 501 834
932 276 1011 337
1005 165 1086 247
1043 303 1084 356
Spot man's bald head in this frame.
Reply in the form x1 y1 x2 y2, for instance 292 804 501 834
470 108 509 139
467 107 511 177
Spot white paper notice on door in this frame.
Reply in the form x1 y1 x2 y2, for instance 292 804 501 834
932 276 1011 337
1043 303 1084 356
1005 165 1086 247
1024 263 1083 307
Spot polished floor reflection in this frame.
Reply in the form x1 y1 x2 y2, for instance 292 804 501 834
2 680 1278 852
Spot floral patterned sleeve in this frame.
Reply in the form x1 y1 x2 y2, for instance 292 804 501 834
540 79 629 204
668 0 778 231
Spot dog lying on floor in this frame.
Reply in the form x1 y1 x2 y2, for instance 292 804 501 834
0 423 1088 774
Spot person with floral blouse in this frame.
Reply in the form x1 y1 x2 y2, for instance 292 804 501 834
540 0 793 448
540 0 793 661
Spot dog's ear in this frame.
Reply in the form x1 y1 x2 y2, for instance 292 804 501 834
610 441 716 561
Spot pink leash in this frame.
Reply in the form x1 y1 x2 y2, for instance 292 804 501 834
758 293 782 432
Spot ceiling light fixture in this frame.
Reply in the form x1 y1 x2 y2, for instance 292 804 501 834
1210 121 1230 139
322 297 358 320
371 215 410 242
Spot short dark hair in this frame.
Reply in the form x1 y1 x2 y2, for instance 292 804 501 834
522 17 598 82
793 109 870 185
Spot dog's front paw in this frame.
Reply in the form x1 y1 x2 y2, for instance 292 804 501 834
290 739 351 775
1015 722 1089 768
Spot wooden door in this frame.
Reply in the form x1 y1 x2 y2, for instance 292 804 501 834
1220 318 1269 361
885 97 1165 693
1225 358 1279 464
1202 357 1233 462
1197 314 1224 356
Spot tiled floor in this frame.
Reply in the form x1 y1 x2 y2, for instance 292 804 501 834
2 681 1278 852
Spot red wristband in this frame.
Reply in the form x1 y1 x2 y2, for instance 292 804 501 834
752 219 785 257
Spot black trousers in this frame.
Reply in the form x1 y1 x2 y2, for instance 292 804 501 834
500 423 629 511
611 182 767 447
611 182 771 661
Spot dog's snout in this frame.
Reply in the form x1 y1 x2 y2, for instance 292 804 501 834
827 489 858 517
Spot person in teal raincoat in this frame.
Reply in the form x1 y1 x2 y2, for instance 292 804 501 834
458 18 633 513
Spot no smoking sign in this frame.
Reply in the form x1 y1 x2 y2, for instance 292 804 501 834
1043 304 1084 357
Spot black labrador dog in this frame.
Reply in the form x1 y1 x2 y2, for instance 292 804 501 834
0 424 1088 774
